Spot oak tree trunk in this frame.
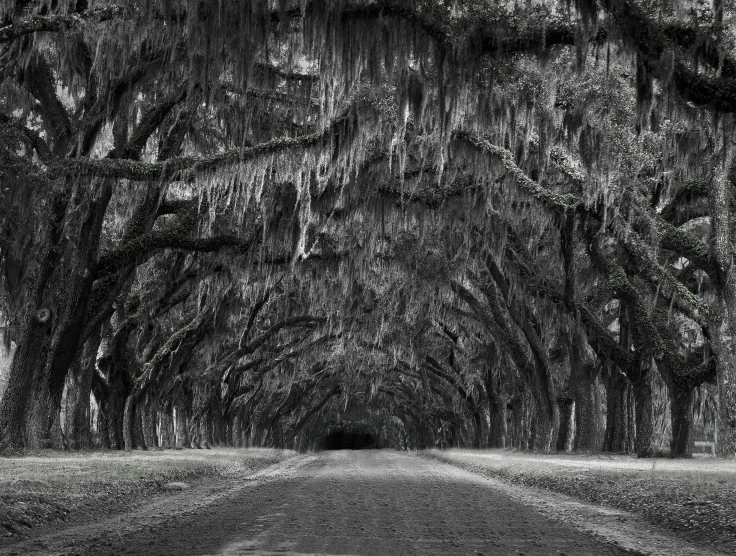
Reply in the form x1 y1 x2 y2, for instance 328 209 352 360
556 399 573 452
632 370 654 458
0 180 113 453
603 367 629 453
708 143 736 456
670 385 694 457
64 332 102 449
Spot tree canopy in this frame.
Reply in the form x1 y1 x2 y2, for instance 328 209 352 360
1 0 736 457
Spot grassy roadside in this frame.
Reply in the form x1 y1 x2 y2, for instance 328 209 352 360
0 448 294 541
427 449 736 553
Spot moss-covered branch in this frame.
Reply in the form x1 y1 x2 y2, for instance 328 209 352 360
462 131 708 328
340 1 606 56
254 62 320 83
50 110 352 181
234 315 328 360
0 7 122 44
95 200 254 276
454 131 582 210
507 234 634 370
590 243 696 385
136 311 207 387
612 219 710 324
451 279 535 376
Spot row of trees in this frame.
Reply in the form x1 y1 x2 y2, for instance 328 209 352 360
1 0 735 457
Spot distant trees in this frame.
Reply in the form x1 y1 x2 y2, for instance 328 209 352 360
0 0 735 457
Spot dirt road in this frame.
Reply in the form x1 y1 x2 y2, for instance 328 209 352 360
0 450 708 555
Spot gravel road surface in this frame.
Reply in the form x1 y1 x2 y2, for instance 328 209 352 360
0 451 642 555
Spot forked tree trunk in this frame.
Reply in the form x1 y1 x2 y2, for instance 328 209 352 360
0 181 113 453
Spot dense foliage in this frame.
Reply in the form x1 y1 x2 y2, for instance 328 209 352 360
1 0 735 456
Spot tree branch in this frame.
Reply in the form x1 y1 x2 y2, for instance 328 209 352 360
108 87 188 160
50 110 353 181
0 7 122 44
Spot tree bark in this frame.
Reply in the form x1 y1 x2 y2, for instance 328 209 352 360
105 371 128 449
0 315 51 451
175 404 190 449
488 395 507 448
603 366 629 452
570 331 600 451
0 180 113 453
231 414 242 447
159 405 176 448
670 385 694 457
632 369 654 458
123 394 136 451
556 398 573 452
483 363 507 447
141 399 158 449
626 383 636 453
708 140 736 456
63 332 102 449
190 415 202 449
572 363 599 451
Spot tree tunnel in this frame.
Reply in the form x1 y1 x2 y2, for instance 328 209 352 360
0 0 734 459
321 429 378 450
297 405 414 452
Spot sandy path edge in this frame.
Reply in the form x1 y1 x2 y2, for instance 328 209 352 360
423 452 730 556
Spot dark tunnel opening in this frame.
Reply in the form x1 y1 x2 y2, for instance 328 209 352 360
322 430 377 450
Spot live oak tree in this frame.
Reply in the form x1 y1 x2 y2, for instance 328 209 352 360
0 0 735 457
